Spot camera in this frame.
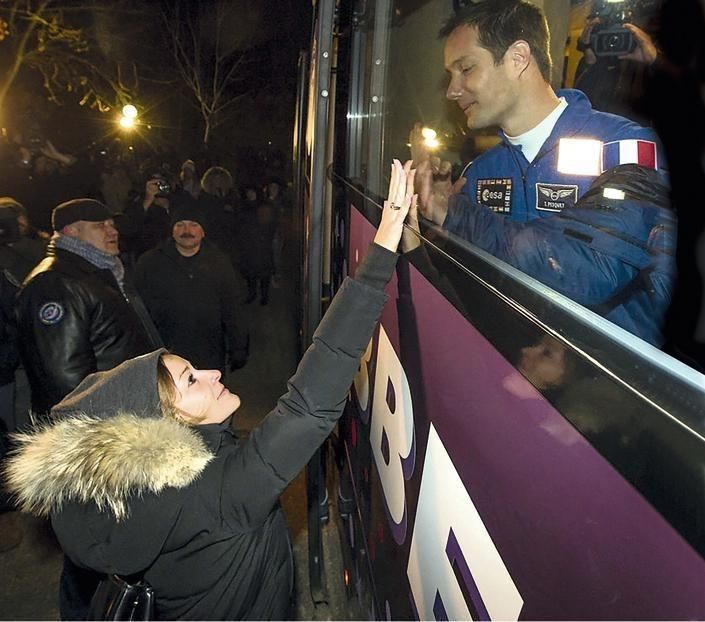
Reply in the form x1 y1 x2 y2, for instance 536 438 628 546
156 179 171 196
589 0 656 57
591 26 636 56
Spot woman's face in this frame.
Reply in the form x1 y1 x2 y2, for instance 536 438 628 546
518 336 568 391
162 354 241 424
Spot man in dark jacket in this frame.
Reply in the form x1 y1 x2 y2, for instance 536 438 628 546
134 200 248 373
15 199 161 416
15 198 162 619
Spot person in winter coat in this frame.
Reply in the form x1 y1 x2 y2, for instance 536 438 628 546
240 199 278 305
197 166 239 265
5 159 416 621
134 199 248 373
15 198 161 417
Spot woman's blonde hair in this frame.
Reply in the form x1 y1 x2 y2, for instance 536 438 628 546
200 166 233 198
156 354 205 425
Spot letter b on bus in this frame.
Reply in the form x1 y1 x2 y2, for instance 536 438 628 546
370 325 415 545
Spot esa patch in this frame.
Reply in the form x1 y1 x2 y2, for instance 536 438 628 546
535 183 578 212
476 178 512 214
38 302 64 325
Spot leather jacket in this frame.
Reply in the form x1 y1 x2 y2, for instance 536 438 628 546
16 247 156 415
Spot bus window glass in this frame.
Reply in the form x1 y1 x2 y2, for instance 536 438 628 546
369 0 677 358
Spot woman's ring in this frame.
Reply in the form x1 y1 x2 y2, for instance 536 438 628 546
390 202 402 210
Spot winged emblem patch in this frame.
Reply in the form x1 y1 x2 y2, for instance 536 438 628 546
535 183 578 212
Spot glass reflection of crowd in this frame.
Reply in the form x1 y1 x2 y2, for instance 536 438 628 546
0 127 292 516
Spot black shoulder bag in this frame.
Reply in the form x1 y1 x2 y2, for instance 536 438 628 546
87 573 155 621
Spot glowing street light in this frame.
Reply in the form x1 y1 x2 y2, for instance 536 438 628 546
122 104 138 119
119 115 135 130
420 127 441 150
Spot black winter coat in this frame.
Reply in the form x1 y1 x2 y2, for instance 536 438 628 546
15 247 157 415
5 243 397 620
134 240 248 372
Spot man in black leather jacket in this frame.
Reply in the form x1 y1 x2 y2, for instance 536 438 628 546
15 198 161 417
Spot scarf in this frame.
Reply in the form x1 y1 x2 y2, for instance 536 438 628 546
51 233 126 295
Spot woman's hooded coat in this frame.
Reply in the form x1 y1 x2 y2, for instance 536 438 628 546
4 244 397 620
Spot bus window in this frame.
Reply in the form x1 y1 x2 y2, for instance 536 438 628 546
359 0 676 357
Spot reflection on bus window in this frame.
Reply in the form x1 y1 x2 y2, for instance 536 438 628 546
380 0 674 348
517 335 576 393
568 0 660 125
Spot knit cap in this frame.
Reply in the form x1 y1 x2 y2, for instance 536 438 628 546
169 195 205 229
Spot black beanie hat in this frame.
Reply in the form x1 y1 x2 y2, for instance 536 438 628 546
52 198 111 232
169 195 205 229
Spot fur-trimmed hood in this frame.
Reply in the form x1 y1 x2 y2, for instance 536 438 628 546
5 413 213 520
4 348 214 520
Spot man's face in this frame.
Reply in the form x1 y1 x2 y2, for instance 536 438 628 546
68 220 119 255
172 220 204 253
444 25 518 131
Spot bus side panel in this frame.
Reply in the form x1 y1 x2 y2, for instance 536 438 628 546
342 205 705 621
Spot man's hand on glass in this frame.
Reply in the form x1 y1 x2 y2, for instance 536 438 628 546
409 122 465 227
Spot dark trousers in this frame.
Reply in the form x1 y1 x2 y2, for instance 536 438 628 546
59 555 102 621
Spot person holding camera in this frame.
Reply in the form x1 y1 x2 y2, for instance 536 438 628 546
415 0 667 229
574 9 659 123
118 172 173 264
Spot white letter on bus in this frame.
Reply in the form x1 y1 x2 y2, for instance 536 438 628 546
407 424 523 621
370 325 415 544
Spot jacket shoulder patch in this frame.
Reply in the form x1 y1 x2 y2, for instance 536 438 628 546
38 302 64 325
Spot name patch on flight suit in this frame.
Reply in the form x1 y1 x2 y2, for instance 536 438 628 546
535 183 578 212
476 178 512 214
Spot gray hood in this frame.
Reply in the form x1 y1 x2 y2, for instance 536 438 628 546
4 349 214 520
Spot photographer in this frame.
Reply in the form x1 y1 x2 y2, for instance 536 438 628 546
118 172 173 264
574 1 660 123
1 120 80 234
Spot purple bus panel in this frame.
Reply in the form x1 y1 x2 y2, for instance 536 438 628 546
344 207 705 620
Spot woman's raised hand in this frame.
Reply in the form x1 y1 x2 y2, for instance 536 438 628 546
373 159 416 252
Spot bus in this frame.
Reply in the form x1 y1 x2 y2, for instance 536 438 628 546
294 0 705 619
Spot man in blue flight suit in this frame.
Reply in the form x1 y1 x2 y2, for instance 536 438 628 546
414 0 675 346
416 0 667 227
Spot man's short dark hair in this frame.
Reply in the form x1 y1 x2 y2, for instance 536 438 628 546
440 0 552 83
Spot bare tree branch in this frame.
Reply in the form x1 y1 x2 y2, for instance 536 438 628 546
159 0 256 145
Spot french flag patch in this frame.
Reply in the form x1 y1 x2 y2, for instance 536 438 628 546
602 139 657 172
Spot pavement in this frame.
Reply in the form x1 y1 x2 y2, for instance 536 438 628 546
0 238 354 620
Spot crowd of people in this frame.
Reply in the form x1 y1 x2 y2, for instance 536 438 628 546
0 138 293 571
0 0 698 618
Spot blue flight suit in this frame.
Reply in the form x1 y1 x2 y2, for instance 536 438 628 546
447 89 666 226
443 164 676 346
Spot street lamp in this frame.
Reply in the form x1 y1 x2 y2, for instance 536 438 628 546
119 115 135 130
421 126 440 150
122 104 138 119
118 104 138 131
